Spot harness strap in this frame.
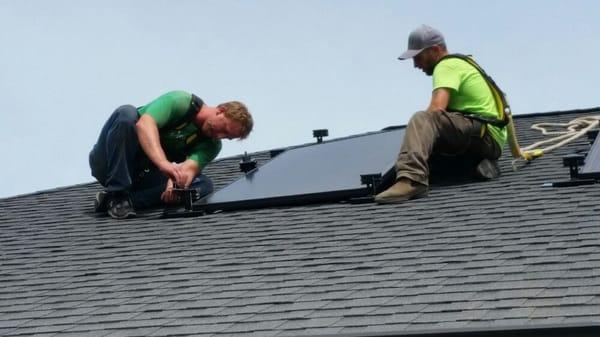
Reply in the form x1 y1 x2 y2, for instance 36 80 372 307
171 94 205 161
438 54 510 128
171 94 204 130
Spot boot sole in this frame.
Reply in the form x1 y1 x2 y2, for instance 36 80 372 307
107 210 137 219
375 191 428 204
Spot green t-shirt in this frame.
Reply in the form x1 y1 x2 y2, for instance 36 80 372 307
137 90 221 167
433 58 507 147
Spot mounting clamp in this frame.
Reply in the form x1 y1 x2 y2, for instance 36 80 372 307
360 173 382 195
563 154 585 179
159 188 209 218
313 129 329 143
239 152 257 173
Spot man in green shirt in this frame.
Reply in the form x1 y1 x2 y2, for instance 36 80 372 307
375 25 505 204
89 90 253 219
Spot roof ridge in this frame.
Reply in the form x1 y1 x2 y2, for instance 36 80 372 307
5 107 598 200
212 106 600 163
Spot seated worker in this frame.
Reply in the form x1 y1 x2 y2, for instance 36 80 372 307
89 90 253 219
375 24 506 204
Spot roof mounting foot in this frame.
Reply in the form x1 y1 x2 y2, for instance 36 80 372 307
360 173 382 195
348 173 383 204
239 152 257 173
563 153 585 179
160 188 207 218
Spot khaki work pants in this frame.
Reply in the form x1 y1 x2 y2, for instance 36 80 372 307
396 110 501 185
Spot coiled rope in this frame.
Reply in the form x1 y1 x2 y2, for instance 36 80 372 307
508 114 600 170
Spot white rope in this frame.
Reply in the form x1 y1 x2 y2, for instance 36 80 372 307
523 116 600 152
511 115 600 170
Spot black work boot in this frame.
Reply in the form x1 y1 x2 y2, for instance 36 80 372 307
107 194 137 219
474 159 500 180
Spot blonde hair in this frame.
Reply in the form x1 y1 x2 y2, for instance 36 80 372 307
218 101 253 139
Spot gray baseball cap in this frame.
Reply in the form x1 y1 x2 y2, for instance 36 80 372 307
398 24 445 60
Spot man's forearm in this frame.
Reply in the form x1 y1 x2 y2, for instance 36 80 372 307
135 115 188 186
136 115 170 169
426 88 450 113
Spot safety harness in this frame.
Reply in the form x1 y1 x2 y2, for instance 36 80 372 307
438 54 544 164
164 94 204 130
438 53 510 128
162 94 206 162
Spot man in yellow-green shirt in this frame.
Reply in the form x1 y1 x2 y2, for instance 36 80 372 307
376 25 506 204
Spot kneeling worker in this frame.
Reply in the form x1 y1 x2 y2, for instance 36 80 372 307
376 25 506 204
89 90 253 219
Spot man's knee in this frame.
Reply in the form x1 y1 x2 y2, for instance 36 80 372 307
407 110 441 131
89 148 106 185
113 105 139 127
410 110 427 121
410 110 439 123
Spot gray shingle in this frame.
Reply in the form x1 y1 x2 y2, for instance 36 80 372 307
2 109 600 337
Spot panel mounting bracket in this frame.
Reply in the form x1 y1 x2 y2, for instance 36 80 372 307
360 173 382 195
546 129 600 187
313 129 329 143
160 188 207 218
348 173 383 204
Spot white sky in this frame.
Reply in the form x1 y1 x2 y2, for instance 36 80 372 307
1 0 599 198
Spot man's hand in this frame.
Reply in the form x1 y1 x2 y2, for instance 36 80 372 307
161 178 180 204
160 159 200 204
157 161 187 188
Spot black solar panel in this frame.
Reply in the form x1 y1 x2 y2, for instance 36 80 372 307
194 128 405 212
581 131 600 177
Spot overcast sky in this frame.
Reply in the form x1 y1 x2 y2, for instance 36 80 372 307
1 0 599 198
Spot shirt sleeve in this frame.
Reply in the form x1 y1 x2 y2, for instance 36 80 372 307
187 139 222 168
138 91 191 128
433 60 461 92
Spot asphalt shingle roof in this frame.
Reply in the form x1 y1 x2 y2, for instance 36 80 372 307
1 108 600 337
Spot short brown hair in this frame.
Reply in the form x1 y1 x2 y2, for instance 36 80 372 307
218 101 253 139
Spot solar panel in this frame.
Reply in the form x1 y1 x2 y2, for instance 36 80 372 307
580 131 600 177
553 130 600 187
193 128 405 212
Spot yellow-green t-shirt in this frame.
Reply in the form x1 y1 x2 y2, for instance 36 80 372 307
433 58 507 147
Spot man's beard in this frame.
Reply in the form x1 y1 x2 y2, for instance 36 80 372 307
424 66 434 76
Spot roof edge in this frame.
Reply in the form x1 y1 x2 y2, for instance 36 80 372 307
511 106 600 119
303 323 600 337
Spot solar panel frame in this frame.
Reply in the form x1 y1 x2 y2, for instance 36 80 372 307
193 128 405 212
579 131 600 179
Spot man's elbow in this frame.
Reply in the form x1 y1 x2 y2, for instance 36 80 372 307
135 118 146 134
136 115 157 131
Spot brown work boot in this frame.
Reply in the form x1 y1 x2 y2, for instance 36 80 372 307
374 178 428 204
